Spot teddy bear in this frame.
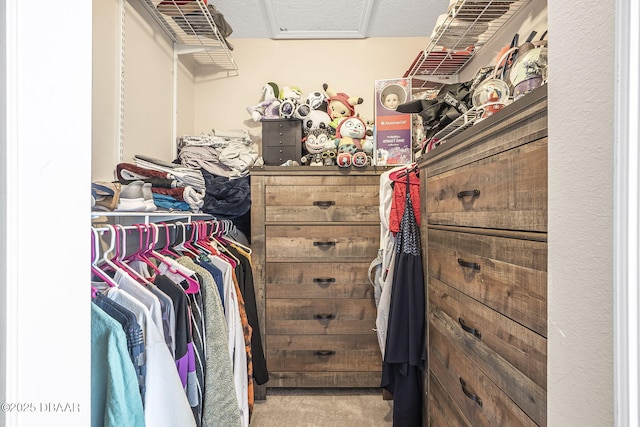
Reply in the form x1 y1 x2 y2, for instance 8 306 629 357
246 82 281 121
323 83 363 134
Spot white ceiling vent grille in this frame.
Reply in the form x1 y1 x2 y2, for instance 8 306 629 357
264 0 374 39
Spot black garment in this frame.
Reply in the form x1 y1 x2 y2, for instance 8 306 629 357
184 273 206 427
226 245 269 385
200 171 251 219
154 274 191 365
381 170 426 427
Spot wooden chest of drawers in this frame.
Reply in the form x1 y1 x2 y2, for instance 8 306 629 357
250 167 388 398
261 119 302 165
418 86 548 426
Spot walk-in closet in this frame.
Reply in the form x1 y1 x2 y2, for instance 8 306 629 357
1 1 634 426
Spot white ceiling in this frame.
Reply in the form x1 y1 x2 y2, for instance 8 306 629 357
214 0 450 39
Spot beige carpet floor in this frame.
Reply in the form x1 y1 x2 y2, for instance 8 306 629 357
249 388 393 426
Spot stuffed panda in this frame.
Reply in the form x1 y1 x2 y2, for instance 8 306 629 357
302 109 333 137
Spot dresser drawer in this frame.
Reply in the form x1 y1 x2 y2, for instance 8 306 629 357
429 323 539 427
266 334 381 372
265 183 380 222
429 278 546 425
265 225 379 262
262 146 299 166
262 119 302 146
426 138 547 231
266 297 377 335
429 372 471 427
266 262 374 299
427 227 547 336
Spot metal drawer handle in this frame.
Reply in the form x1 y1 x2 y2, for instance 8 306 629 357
460 378 483 407
313 200 335 207
313 241 336 247
313 278 336 284
458 258 480 271
314 313 336 320
457 189 480 199
459 318 481 339
313 350 336 356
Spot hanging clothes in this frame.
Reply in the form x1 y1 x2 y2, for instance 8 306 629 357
372 166 403 357
225 243 269 386
381 169 426 427
201 248 250 427
177 256 242 427
91 302 145 427
91 220 263 427
388 166 421 235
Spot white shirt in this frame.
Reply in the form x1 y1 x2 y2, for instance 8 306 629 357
106 287 196 427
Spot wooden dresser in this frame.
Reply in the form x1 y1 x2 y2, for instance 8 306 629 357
250 166 389 398
418 86 548 426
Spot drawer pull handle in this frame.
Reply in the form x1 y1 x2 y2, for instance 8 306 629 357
459 318 481 339
313 200 336 207
458 258 480 271
459 378 483 407
313 278 336 284
457 189 480 199
314 313 336 320
313 350 336 356
313 241 336 247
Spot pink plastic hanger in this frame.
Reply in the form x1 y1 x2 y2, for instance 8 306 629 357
158 222 180 258
147 223 200 294
125 223 161 275
114 224 154 284
172 222 199 258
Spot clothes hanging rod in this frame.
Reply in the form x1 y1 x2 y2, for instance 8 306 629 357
92 218 219 234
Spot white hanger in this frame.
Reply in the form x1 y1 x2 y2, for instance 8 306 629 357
91 226 118 288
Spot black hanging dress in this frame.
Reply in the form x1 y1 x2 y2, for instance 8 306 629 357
380 169 426 427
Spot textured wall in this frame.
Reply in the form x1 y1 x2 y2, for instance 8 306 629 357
548 1 615 425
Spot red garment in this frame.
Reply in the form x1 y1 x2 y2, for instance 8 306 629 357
389 168 420 234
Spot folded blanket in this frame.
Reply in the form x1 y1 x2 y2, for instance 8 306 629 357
133 155 206 190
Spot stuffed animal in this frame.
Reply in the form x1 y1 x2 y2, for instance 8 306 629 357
335 116 368 168
278 86 306 119
302 110 333 136
305 90 328 111
301 128 336 166
246 82 281 121
323 83 363 133
362 121 375 160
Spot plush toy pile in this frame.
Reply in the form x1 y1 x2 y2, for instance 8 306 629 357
247 81 374 167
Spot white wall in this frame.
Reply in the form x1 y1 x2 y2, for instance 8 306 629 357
92 0 196 182
191 37 427 148
1 1 92 426
548 1 615 425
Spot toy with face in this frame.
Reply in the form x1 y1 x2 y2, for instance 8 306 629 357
301 128 336 166
383 92 400 109
337 116 366 140
336 116 366 153
246 82 281 121
304 128 331 155
323 83 363 131
303 110 333 136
